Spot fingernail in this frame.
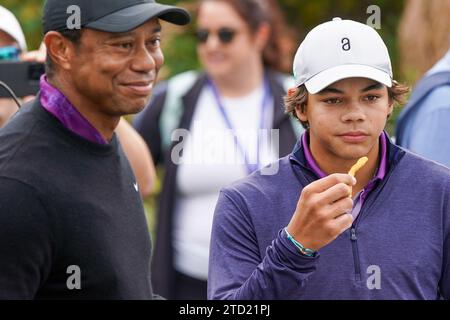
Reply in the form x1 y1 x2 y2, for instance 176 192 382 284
351 177 357 185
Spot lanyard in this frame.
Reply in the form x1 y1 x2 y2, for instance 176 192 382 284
207 75 271 174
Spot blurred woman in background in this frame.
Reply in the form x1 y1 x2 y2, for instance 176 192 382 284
134 0 302 299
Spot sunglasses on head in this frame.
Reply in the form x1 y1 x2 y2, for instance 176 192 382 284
195 28 237 44
0 46 21 61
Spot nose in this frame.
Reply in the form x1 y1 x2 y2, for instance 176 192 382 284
130 44 162 73
202 33 221 50
341 101 366 123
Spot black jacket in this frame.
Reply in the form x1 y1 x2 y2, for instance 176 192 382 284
0 98 154 299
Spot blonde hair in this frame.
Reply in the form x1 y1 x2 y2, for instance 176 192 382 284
398 0 450 83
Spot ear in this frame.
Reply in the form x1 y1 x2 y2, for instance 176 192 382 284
253 22 271 51
295 103 308 123
44 31 77 72
387 96 394 117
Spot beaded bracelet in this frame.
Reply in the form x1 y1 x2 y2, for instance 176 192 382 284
284 228 316 257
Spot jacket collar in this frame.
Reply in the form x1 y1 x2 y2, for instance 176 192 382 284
289 130 405 179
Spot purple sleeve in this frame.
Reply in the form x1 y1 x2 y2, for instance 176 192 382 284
440 182 450 300
208 189 320 300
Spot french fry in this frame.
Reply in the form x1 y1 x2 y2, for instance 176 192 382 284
348 157 368 198
348 156 368 177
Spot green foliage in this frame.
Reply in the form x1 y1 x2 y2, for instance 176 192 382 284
2 0 44 50
160 23 202 78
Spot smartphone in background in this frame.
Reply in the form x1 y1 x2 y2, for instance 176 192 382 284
0 61 45 98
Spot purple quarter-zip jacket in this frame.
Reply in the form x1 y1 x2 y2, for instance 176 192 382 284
208 132 450 300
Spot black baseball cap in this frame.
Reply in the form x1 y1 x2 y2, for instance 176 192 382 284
43 0 191 34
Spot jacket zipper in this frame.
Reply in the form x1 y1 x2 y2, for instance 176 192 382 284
350 227 361 281
348 163 399 283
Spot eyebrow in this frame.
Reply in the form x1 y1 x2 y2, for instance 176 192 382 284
317 87 344 95
317 82 384 95
360 82 384 92
105 25 162 39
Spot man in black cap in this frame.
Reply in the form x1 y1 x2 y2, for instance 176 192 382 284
0 0 189 299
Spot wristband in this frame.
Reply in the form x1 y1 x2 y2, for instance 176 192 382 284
284 228 316 257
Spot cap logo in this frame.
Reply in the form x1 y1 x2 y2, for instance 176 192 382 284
341 38 351 51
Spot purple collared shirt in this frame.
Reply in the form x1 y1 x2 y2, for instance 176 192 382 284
39 75 107 144
302 131 388 220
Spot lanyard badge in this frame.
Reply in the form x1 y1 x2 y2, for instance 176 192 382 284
208 75 271 174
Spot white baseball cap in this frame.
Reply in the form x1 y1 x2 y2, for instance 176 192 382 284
293 18 392 94
0 5 27 52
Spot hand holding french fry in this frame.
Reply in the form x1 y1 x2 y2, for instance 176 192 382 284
286 157 369 252
286 173 356 252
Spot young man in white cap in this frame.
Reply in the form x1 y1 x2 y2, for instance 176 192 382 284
208 18 450 300
0 0 189 299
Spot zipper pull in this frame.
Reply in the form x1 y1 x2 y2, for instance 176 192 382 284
351 228 357 241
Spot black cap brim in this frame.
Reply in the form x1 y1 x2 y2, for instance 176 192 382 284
86 3 190 33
